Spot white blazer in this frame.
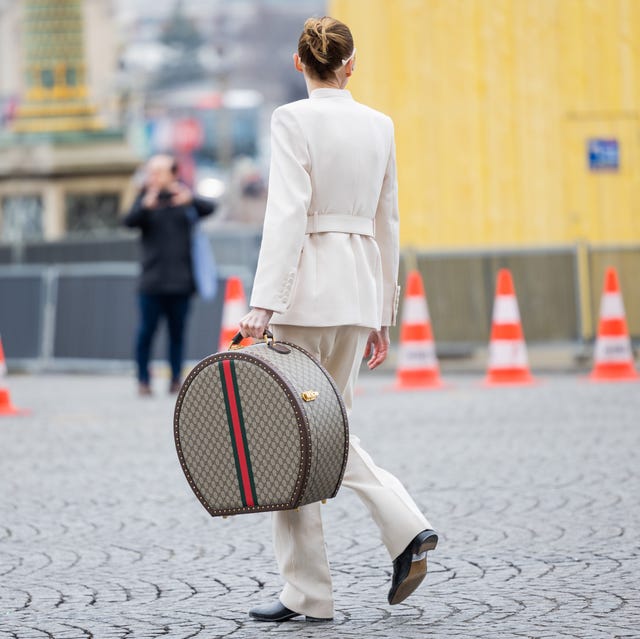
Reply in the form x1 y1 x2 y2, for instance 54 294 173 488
250 88 400 329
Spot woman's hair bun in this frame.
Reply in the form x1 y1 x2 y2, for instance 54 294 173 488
298 16 354 80
303 18 330 64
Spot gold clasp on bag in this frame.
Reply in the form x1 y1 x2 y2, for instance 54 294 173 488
301 390 319 402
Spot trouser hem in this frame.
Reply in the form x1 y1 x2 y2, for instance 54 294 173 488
279 587 334 620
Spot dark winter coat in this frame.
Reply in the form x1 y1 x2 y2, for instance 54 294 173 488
123 191 215 295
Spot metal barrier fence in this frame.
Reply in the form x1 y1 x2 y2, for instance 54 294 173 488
588 245 640 338
1 239 638 368
0 228 261 370
398 244 639 348
399 246 582 347
0 263 251 369
0 265 47 359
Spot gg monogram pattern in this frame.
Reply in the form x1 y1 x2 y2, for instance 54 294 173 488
177 367 242 510
248 342 349 504
174 340 348 517
230 359 304 505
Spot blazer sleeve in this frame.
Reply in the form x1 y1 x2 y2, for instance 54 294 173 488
375 118 401 326
249 106 311 313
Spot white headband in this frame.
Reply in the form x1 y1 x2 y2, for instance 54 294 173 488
341 48 356 66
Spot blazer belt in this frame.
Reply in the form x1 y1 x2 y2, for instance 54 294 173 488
305 213 375 237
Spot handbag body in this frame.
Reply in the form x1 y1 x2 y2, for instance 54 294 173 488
173 335 349 517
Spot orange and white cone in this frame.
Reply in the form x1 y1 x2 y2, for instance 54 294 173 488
0 335 28 416
393 270 444 390
218 276 252 351
484 269 535 386
589 267 638 382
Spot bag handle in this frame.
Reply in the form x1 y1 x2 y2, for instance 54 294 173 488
229 329 290 354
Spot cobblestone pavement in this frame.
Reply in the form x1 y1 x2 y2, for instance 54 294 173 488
1 370 639 638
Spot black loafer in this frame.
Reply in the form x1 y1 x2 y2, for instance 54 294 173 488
388 529 438 605
249 601 332 622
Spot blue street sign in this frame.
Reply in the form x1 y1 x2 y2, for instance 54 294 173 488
588 139 619 171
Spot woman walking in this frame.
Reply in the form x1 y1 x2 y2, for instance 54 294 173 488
240 16 438 622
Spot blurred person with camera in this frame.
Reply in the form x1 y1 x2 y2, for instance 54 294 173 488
123 154 216 396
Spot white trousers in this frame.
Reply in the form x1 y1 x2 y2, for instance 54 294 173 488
270 325 431 619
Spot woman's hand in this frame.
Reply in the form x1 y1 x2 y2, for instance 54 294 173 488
364 327 390 370
239 307 274 340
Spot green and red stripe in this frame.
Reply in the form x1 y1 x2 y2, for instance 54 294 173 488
219 359 258 507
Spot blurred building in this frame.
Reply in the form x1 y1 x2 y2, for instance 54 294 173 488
0 0 119 126
0 0 138 241
331 0 640 250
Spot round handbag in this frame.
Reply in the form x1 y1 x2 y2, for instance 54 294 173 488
173 332 349 517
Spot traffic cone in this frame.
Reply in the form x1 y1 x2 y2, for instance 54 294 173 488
392 270 444 390
484 269 535 385
589 267 638 382
0 336 28 416
218 276 252 351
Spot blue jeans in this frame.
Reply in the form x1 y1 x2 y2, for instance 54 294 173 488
135 292 191 384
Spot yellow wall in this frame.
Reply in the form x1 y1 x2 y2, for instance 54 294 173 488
330 0 640 249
